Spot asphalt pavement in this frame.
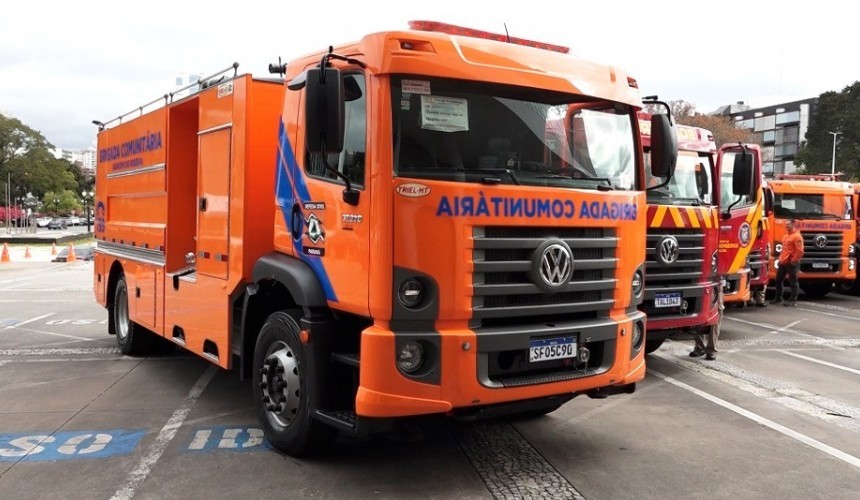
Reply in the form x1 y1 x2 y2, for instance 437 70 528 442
1 260 859 499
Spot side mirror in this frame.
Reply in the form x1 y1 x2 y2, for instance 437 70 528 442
695 165 709 199
732 152 755 197
304 68 345 155
763 187 774 216
649 114 677 179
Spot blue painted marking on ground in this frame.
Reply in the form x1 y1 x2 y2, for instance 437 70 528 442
0 429 146 461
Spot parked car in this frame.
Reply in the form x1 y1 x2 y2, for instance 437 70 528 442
36 217 52 227
52 245 95 262
67 216 81 226
47 218 67 230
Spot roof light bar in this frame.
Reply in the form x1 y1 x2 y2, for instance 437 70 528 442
408 20 570 54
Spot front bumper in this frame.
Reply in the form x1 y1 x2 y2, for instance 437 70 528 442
355 312 646 418
642 282 721 334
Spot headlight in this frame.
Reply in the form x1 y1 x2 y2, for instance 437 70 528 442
850 259 856 271
774 260 780 270
775 243 783 254
398 278 425 308
397 341 424 374
850 245 856 256
711 250 718 273
632 269 644 298
632 322 644 351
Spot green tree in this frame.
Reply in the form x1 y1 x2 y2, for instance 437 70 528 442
0 113 79 202
796 82 860 180
42 189 81 216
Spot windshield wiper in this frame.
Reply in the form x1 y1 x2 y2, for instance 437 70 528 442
459 168 521 185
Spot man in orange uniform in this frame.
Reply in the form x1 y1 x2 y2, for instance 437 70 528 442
772 219 804 306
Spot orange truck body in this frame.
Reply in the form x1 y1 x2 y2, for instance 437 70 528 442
716 144 765 305
93 23 662 453
639 119 720 351
765 174 856 297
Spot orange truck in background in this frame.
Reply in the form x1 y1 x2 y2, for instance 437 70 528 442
92 22 677 456
837 182 860 294
638 112 721 353
766 174 856 298
716 144 765 305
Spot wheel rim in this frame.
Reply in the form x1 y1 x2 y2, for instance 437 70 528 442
260 340 301 428
116 285 129 341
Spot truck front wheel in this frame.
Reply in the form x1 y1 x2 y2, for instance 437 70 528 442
253 311 335 456
801 281 832 299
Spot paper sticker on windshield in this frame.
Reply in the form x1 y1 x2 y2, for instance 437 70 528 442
420 95 469 133
781 199 796 210
403 80 431 95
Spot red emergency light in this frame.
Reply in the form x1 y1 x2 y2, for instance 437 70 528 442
409 20 570 54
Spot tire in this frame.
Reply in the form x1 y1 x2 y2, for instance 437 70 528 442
113 276 156 355
645 338 666 354
801 281 832 299
253 311 336 457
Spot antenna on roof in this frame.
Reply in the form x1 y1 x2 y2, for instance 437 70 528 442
503 23 511 43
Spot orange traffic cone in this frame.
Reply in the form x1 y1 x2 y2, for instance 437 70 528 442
51 242 58 255
24 245 32 259
66 243 77 263
1 243 10 263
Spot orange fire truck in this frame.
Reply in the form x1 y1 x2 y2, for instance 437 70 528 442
638 113 722 353
837 182 860 294
92 21 676 455
716 144 765 305
766 174 856 298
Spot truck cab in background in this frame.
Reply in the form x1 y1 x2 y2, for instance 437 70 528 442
717 144 764 306
639 115 720 353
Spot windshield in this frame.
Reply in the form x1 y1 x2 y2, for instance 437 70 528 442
774 193 853 219
391 76 637 191
646 151 714 205
719 152 755 209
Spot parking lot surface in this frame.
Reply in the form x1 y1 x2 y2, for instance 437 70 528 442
2 260 860 499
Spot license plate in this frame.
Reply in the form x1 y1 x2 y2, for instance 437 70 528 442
655 292 682 308
812 262 830 269
529 337 576 363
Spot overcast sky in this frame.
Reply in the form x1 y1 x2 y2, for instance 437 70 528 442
2 0 857 150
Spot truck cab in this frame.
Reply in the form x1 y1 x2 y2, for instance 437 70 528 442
766 174 856 298
639 117 720 353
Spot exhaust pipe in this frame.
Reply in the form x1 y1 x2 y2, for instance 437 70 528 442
586 383 636 399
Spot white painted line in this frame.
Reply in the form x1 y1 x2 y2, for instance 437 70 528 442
0 300 76 303
796 307 860 321
0 347 121 356
111 365 217 500
650 369 860 469
4 313 55 330
654 342 860 432
13 326 94 342
777 350 860 377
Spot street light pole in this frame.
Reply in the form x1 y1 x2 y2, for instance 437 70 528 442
81 189 94 233
829 131 842 175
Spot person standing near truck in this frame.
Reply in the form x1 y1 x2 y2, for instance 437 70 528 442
773 219 804 306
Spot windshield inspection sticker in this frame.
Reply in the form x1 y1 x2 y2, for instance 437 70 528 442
420 95 469 133
402 79 431 95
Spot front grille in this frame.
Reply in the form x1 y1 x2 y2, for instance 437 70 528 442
472 226 617 328
800 231 843 273
749 250 766 280
645 229 705 286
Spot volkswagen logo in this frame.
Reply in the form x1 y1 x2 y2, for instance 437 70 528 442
815 234 828 248
657 236 680 266
531 241 574 291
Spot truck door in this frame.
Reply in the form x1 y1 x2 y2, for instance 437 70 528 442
292 72 371 313
717 144 762 277
197 126 231 280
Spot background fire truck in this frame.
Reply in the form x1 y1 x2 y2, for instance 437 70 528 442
766 174 856 298
638 113 723 353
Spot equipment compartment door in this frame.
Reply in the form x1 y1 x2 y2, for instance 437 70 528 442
197 127 231 280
